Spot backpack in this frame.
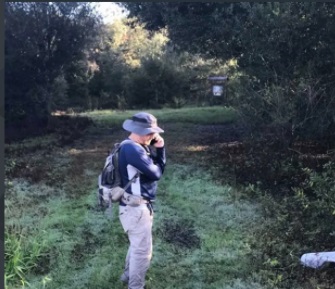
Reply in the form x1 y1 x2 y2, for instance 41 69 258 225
97 140 138 216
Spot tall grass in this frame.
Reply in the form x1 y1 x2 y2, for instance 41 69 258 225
5 229 49 288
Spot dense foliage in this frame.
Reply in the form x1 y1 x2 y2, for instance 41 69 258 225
122 2 335 143
89 18 191 110
6 3 335 143
5 2 101 140
123 3 335 81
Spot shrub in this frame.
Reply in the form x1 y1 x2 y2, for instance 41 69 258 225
231 75 335 148
250 161 335 288
124 55 190 109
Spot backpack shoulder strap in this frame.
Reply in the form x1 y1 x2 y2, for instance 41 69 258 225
119 139 135 147
109 139 134 154
117 139 140 185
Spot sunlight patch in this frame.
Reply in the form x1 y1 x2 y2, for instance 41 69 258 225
68 148 100 155
187 145 209 152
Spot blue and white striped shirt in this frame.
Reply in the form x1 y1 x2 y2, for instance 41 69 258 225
118 139 166 202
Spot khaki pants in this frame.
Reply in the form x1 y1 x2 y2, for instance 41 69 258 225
119 204 153 289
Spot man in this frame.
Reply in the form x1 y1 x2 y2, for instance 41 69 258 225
118 112 166 289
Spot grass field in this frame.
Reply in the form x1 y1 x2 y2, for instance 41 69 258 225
81 106 237 128
6 107 273 289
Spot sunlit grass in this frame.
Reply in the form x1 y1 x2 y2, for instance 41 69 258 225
82 106 238 128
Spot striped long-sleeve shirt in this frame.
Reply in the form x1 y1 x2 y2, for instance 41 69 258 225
118 139 166 203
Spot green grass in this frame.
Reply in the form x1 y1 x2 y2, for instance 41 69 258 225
5 106 272 289
81 106 238 128
7 165 266 289
147 164 264 289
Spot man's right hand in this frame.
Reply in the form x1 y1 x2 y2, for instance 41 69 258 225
152 133 164 148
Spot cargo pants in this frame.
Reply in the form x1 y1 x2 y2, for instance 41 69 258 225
119 204 153 289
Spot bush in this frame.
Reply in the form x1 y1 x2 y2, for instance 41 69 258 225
231 75 335 148
124 55 190 108
250 161 335 288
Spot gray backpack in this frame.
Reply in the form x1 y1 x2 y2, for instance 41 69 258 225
97 140 138 217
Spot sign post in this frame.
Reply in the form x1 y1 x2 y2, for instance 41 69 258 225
208 75 228 105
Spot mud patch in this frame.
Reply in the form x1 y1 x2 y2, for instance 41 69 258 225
157 218 200 249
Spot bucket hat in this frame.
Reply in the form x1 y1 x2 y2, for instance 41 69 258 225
122 112 164 135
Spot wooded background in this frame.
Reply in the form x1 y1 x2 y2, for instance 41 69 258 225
5 3 335 288
5 2 335 145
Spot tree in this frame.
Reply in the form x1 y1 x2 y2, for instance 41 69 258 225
5 2 101 136
122 2 335 143
89 17 189 109
123 3 335 80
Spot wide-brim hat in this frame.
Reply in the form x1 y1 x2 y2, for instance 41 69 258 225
122 112 164 135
